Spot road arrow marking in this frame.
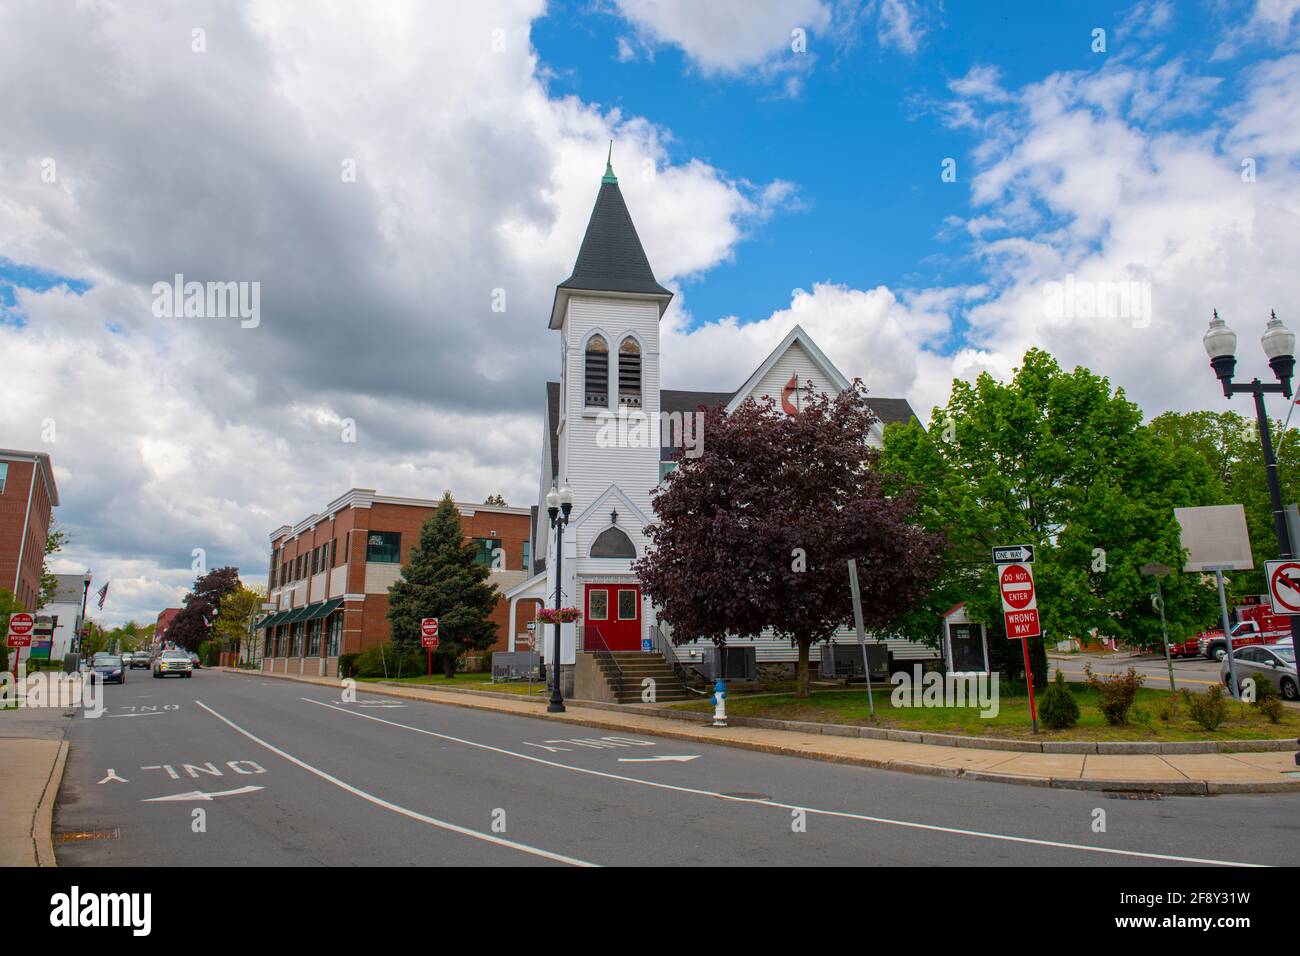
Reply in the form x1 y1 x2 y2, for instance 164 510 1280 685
142 785 264 802
111 711 164 718
617 755 700 763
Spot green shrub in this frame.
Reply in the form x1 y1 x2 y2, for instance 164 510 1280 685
1083 664 1144 725
1252 680 1284 723
352 642 425 678
338 653 360 678
1038 670 1080 729
1157 693 1180 722
1187 684 1229 732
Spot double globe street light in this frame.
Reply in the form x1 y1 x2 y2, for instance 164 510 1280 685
545 482 574 713
1203 310 1300 720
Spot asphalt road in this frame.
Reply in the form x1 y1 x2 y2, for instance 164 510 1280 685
52 668 1300 867
1051 654 1229 689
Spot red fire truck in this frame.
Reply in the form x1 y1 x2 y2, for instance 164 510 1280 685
1174 599 1293 661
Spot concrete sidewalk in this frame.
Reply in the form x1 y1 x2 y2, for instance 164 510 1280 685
221 668 1300 795
0 725 69 866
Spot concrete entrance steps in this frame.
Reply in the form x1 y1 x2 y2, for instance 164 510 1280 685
596 651 694 703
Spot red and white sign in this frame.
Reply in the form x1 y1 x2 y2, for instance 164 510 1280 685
1265 560 1300 615
999 563 1041 639
6 612 34 648
420 617 440 648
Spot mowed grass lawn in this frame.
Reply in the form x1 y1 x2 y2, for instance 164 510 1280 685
358 672 548 696
675 682 1300 742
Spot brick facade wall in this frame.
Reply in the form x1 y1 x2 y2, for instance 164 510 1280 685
0 456 55 612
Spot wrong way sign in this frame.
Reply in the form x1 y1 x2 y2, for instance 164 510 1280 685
6 612 34 648
421 617 440 648
999 563 1041 639
1265 560 1300 615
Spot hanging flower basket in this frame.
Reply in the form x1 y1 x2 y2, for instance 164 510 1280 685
537 607 582 625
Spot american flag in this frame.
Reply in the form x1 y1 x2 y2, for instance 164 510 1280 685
96 581 110 609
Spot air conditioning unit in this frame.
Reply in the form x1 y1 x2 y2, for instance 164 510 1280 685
691 646 757 682
819 643 889 680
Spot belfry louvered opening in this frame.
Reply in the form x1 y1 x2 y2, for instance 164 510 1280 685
585 335 609 407
618 336 641 408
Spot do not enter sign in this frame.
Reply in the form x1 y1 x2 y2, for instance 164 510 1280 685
421 617 440 648
6 612 34 648
999 563 1041 639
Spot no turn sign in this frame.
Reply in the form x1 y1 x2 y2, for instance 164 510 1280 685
421 617 440 648
6 612 34 648
999 563 1041 639
1265 560 1300 615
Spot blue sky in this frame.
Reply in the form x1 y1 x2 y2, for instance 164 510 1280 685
534 0 1280 340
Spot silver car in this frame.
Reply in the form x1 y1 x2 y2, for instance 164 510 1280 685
1220 641 1298 700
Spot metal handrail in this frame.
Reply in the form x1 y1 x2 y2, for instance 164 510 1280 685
650 624 710 695
584 624 624 699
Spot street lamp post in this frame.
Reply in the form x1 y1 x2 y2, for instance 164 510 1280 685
1203 310 1300 713
546 482 574 714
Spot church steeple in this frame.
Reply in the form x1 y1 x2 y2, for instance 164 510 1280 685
549 149 672 328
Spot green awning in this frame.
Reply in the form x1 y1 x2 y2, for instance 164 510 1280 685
255 610 286 630
280 605 313 625
302 598 343 621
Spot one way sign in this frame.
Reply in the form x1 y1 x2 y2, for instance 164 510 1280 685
992 544 1034 565
1265 559 1300 615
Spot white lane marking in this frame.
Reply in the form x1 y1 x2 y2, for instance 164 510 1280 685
194 700 594 868
618 755 700 763
111 711 164 718
143 785 264 802
301 697 1261 868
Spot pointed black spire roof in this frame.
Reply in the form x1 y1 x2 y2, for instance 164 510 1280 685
550 153 672 328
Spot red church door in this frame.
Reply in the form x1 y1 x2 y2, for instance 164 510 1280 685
584 584 641 651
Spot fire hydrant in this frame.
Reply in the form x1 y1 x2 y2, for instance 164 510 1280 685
712 677 727 727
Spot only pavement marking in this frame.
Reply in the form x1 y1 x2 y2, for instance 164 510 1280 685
194 700 595 868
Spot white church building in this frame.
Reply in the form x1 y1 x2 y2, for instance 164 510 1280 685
504 157 934 690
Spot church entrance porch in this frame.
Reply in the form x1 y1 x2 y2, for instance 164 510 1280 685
583 583 642 651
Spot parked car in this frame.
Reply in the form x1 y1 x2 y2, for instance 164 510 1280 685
152 650 193 678
189 651 202 669
88 654 126 684
1220 641 1298 700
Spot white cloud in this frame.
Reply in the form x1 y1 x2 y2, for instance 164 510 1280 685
611 0 831 73
0 0 786 625
874 0 926 54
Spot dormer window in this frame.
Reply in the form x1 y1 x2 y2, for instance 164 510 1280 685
618 336 641 408
585 335 609 407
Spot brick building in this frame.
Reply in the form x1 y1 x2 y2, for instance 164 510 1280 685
0 449 59 612
257 489 540 677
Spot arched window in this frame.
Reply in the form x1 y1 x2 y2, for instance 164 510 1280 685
590 526 636 558
585 335 609 407
618 336 641 408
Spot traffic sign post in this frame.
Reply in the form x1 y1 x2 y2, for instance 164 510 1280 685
992 544 1035 565
998 561 1040 733
6 612 35 679
421 618 440 676
1265 559 1300 615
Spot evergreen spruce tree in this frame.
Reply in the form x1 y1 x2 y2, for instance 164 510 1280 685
387 492 500 677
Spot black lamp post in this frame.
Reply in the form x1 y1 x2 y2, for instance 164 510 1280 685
546 481 574 713
1203 311 1300 713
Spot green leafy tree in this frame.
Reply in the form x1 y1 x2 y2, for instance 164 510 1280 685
38 527 68 609
880 349 1219 686
169 567 242 650
1147 409 1300 598
214 585 267 657
386 493 500 677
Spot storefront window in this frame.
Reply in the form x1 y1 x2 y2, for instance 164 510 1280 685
366 531 402 563
308 619 321 656
327 613 342 657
